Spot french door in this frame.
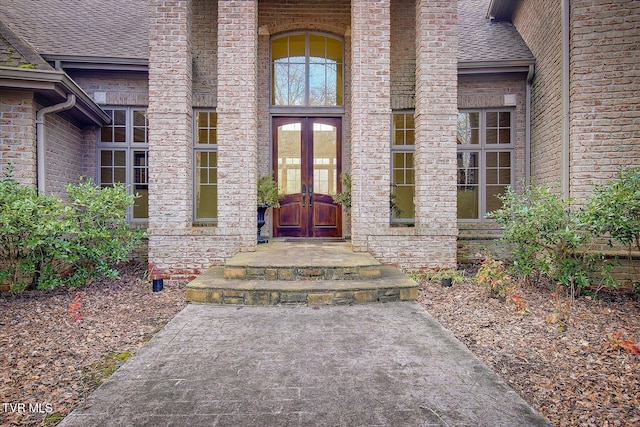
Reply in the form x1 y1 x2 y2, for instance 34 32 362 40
272 117 342 238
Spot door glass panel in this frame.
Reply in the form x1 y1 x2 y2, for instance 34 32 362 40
313 123 337 195
277 123 302 195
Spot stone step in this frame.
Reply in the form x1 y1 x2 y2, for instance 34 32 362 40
223 241 383 281
186 266 418 306
223 265 382 281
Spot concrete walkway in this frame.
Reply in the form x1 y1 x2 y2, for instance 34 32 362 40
59 303 552 427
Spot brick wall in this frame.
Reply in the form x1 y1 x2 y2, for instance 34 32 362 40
350 0 392 250
80 126 97 180
346 0 459 270
258 0 350 34
216 0 258 250
43 112 84 198
513 0 563 188
0 91 36 186
70 73 149 107
391 0 416 110
147 0 198 274
192 0 217 108
569 0 640 203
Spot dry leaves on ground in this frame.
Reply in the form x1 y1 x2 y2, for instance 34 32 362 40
1 261 638 426
0 263 186 426
418 273 640 427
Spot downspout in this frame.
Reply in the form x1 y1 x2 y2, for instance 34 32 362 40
525 64 534 186
561 0 570 199
36 94 77 194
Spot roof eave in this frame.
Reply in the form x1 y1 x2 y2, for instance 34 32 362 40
458 58 535 76
0 66 111 126
42 55 148 72
487 0 520 21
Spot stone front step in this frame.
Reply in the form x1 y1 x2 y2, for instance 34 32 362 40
223 241 382 281
186 266 418 306
223 265 382 281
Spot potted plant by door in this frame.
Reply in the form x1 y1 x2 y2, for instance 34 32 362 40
256 174 283 244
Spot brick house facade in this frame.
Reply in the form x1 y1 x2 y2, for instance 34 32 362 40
1 0 638 277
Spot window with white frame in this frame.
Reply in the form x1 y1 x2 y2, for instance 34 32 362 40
98 108 148 221
391 112 415 222
193 111 218 222
457 109 514 221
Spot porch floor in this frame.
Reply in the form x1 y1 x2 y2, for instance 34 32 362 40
186 241 418 306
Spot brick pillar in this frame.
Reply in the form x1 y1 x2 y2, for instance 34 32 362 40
414 0 458 235
147 1 193 246
350 0 391 251
217 0 258 251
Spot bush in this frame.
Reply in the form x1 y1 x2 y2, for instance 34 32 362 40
0 179 63 289
0 178 143 291
332 172 351 210
582 168 640 256
475 256 513 300
487 183 614 291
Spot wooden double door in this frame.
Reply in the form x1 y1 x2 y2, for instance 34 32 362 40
272 117 342 238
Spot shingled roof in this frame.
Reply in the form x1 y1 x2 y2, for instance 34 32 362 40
458 0 533 65
0 0 148 61
0 20 52 70
0 0 532 69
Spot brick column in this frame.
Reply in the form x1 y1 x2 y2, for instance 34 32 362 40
217 0 258 251
147 1 193 255
350 0 391 251
414 0 458 235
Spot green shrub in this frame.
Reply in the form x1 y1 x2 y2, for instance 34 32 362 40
332 172 351 210
0 178 143 291
487 183 614 291
475 256 513 299
581 168 640 256
63 180 144 287
257 174 282 207
0 179 64 289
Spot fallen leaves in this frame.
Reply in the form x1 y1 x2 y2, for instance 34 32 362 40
0 262 186 426
418 276 640 427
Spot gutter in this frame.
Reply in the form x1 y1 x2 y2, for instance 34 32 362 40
0 66 110 126
42 54 148 72
561 0 570 199
525 64 534 185
35 94 77 194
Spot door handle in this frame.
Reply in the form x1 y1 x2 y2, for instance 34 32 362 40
309 184 313 206
301 184 306 207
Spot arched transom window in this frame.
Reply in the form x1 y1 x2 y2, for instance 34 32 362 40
271 33 344 107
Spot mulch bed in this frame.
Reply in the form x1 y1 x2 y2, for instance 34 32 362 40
1 261 638 426
0 263 186 426
418 272 640 427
